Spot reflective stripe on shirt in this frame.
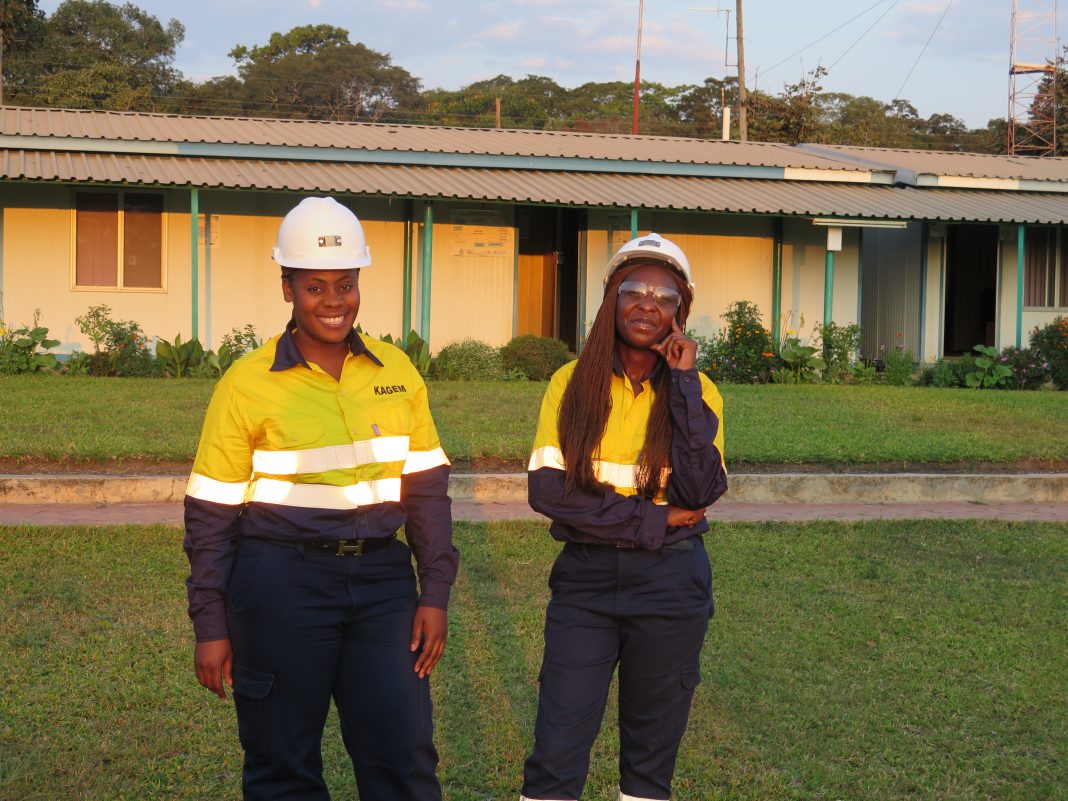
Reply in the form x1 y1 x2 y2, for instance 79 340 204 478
403 446 451 474
529 444 668 492
252 436 411 475
186 472 250 505
248 476 402 509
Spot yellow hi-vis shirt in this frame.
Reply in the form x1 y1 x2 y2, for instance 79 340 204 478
183 328 455 642
526 360 727 549
187 334 447 508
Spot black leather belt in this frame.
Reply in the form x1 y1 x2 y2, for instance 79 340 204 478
255 533 396 556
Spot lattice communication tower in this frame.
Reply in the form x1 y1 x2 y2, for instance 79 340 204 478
1008 0 1058 156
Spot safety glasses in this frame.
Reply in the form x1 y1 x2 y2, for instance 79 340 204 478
617 280 682 310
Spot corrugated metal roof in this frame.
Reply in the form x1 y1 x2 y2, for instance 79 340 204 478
0 106 863 171
4 148 1067 224
804 143 1068 182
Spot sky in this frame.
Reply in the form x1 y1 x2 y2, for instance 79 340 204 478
38 0 1063 129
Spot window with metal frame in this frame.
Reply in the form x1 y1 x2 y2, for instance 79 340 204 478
1024 227 1066 309
74 191 165 290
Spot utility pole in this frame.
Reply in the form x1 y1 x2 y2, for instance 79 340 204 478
735 0 748 140
632 0 645 134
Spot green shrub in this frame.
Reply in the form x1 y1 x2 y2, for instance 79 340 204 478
965 344 1012 389
849 362 877 384
816 321 861 384
434 339 503 380
156 334 206 378
703 300 776 384
354 325 431 376
383 330 432 377
1030 316 1068 390
878 345 915 386
74 304 114 354
99 321 155 377
499 334 569 381
75 305 155 377
774 336 826 384
62 351 92 377
999 346 1049 390
917 358 965 388
0 313 60 374
219 324 262 357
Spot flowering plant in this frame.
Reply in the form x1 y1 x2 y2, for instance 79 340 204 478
702 300 776 384
1030 316 1068 390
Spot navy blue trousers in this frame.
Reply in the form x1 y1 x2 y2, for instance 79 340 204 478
522 540 713 801
226 536 440 801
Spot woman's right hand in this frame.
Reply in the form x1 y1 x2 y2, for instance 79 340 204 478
667 505 707 528
195 638 234 699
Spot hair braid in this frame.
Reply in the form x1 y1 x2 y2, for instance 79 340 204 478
558 261 693 498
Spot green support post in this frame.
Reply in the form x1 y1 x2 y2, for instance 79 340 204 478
772 219 783 350
630 208 638 239
420 202 433 342
1016 225 1025 348
190 188 199 340
402 203 413 336
824 249 835 327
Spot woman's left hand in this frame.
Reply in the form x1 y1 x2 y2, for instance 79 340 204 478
653 318 698 370
411 606 448 679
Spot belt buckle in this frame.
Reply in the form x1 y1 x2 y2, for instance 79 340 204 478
336 539 365 556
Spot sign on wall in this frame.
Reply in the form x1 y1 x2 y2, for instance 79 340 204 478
451 209 512 257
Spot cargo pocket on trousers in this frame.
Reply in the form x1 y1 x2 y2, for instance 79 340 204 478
232 665 279 757
682 670 702 692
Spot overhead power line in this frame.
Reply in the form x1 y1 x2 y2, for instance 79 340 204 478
829 0 902 70
759 0 896 79
893 0 956 102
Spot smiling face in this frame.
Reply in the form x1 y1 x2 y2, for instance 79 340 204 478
614 262 682 351
282 268 360 351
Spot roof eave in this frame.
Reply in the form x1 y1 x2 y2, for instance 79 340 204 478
0 133 892 185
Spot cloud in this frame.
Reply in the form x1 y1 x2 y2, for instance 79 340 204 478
521 56 548 70
482 21 524 42
308 0 321 7
378 0 429 9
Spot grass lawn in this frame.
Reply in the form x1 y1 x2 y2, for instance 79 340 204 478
3 375 1068 467
1 521 1066 800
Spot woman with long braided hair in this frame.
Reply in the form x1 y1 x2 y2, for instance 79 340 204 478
521 234 727 801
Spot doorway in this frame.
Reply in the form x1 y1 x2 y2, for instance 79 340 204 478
943 224 999 355
516 207 584 351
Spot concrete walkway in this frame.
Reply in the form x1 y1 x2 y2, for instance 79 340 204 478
2 472 1068 524
2 499 1068 526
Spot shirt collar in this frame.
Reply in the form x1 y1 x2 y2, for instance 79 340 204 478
612 349 663 385
270 321 384 372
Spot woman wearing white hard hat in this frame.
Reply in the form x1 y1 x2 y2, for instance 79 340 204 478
183 197 457 801
521 233 727 801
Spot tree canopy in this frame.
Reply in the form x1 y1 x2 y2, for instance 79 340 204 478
222 24 420 121
3 0 184 110
2 1 1046 154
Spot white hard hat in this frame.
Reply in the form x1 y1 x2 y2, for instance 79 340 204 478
603 233 694 293
272 197 372 270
